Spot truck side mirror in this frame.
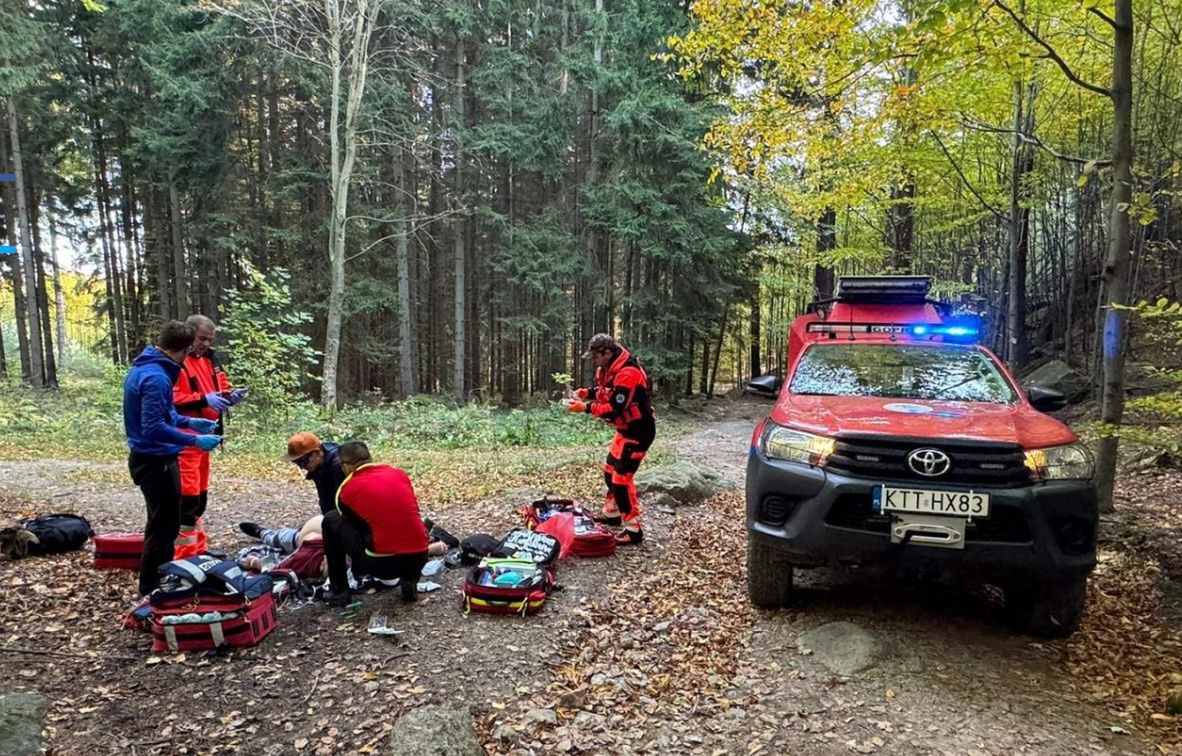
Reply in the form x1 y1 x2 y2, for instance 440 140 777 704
1027 386 1067 412
743 374 783 400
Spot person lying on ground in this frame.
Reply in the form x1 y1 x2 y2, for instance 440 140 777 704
320 440 430 607
281 432 346 515
236 513 457 579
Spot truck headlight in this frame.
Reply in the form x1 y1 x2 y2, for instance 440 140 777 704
763 425 835 467
1024 443 1094 481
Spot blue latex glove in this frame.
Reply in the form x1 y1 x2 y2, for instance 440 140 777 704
204 392 231 413
189 418 218 434
194 435 222 452
228 388 248 406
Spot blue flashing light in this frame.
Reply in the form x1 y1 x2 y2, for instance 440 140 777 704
907 315 981 343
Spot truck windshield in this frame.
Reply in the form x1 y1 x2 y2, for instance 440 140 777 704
790 344 1017 404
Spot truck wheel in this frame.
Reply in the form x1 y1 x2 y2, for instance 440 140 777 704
1004 575 1088 638
747 533 794 608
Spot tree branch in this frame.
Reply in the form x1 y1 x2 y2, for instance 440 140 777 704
1088 6 1118 29
928 131 1007 221
991 0 1113 99
960 119 1111 166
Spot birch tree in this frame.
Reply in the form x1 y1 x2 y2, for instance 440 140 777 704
219 0 382 413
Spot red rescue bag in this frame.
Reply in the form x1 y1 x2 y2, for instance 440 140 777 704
149 593 277 653
93 532 143 570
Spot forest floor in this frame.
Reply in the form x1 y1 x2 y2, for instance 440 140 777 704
1 399 1180 755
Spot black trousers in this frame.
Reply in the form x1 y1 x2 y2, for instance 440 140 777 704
322 511 427 594
129 452 181 596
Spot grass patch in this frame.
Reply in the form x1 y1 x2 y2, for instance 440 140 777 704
0 370 688 501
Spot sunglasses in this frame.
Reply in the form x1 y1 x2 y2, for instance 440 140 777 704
292 451 316 468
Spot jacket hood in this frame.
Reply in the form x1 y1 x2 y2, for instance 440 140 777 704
133 345 182 376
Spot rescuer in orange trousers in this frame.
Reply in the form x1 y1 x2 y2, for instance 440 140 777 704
171 314 247 556
566 334 656 545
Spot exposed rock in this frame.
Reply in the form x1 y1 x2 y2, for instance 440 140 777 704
797 622 881 676
0 693 49 756
526 708 558 726
1020 360 1087 402
385 706 482 756
635 461 727 505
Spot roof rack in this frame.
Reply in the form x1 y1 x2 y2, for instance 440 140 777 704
834 276 931 304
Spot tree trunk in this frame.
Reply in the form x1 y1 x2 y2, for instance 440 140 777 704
321 0 378 413
169 185 188 318
815 207 837 299
48 214 67 363
31 202 58 388
395 144 417 397
7 100 44 387
749 255 762 379
0 120 30 380
1007 71 1034 369
452 32 467 402
1094 0 1134 512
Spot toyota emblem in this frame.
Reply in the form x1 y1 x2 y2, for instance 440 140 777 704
907 448 951 477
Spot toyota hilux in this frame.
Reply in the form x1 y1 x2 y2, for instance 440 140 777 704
746 276 1097 637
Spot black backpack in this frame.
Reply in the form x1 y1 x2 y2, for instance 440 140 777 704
455 533 500 566
14 514 94 557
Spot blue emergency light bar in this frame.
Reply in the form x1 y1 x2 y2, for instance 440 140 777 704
807 316 981 343
909 315 981 343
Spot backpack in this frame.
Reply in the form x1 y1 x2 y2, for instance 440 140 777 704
462 558 554 616
522 496 583 529
456 533 499 566
141 556 279 653
524 499 615 558
569 514 617 558
493 528 561 565
3 514 94 558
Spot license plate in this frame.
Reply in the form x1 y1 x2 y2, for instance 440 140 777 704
873 486 990 518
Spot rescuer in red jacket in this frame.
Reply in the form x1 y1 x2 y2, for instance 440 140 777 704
321 440 429 607
172 315 247 554
566 334 656 545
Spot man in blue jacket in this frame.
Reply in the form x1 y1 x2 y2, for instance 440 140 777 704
124 321 222 595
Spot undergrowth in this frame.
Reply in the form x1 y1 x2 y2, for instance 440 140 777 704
0 357 688 482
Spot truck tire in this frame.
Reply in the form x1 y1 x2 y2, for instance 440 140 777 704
1004 575 1088 638
747 533 794 608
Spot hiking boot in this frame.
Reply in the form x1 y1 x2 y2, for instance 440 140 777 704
238 521 263 540
400 580 417 603
615 529 644 546
323 590 349 609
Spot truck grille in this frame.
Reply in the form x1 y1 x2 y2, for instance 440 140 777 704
826 434 1031 487
825 494 1032 543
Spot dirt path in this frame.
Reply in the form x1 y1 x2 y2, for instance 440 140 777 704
0 410 1164 754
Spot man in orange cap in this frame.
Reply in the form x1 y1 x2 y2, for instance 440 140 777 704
565 334 656 545
281 432 346 515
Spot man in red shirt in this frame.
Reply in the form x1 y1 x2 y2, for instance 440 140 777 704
321 440 429 606
172 315 246 554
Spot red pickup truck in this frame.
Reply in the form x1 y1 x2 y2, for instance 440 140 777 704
746 276 1097 637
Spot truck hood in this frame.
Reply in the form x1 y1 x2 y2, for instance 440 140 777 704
771 393 1077 449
